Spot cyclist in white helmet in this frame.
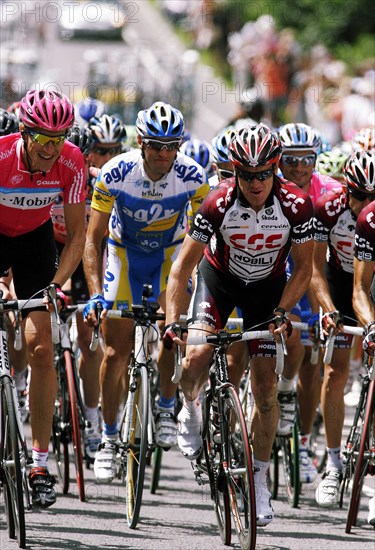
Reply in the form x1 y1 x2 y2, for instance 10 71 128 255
277 123 342 484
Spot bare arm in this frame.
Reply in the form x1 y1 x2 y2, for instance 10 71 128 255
83 208 111 296
52 202 86 287
166 235 205 325
310 241 336 313
353 257 375 326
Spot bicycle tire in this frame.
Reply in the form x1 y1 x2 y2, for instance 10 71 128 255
346 378 374 533
1 378 26 548
311 409 327 474
52 357 70 494
125 365 149 529
64 350 85 502
201 390 231 546
268 442 279 500
225 385 257 550
280 427 300 508
150 446 163 494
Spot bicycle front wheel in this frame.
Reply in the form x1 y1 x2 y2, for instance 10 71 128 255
1 377 26 548
224 385 257 550
124 366 149 529
52 358 70 494
64 350 85 502
346 378 374 533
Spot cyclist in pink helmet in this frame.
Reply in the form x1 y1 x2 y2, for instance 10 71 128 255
0 88 86 508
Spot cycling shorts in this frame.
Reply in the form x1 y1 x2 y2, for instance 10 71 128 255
0 219 58 307
103 239 183 309
325 263 357 349
187 257 286 358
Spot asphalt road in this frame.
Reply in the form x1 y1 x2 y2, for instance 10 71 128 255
1 416 374 550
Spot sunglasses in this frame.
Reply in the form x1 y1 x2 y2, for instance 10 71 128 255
25 128 67 146
349 189 375 202
281 154 316 167
92 146 122 156
142 139 181 151
235 167 274 182
218 168 234 180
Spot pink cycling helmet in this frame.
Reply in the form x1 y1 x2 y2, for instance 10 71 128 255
19 89 75 131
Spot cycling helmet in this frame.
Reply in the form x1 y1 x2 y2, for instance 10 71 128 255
67 124 93 155
136 101 184 139
88 114 127 144
343 150 375 193
318 134 332 155
352 127 375 151
19 89 75 131
228 123 281 167
75 97 105 124
0 108 19 135
180 139 214 174
211 126 237 163
316 148 348 179
278 123 321 153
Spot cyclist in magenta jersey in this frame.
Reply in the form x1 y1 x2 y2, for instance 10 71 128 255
312 149 375 507
83 101 210 484
277 123 343 483
163 123 314 527
0 89 86 508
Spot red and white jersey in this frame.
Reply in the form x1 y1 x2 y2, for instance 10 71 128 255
355 201 375 262
188 176 313 283
0 134 86 237
313 190 357 273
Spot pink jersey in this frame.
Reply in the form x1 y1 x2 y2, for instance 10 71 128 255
308 172 342 203
0 134 86 237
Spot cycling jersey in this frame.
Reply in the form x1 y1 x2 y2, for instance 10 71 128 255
313 190 356 274
307 172 342 202
0 134 86 237
91 149 209 253
188 176 313 283
355 201 375 261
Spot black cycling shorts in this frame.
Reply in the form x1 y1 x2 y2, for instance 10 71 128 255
325 263 357 349
188 258 287 357
0 219 58 301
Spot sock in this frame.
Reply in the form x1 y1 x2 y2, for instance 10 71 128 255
103 422 118 439
32 448 49 469
182 396 200 417
158 395 175 410
84 406 99 431
253 458 269 485
278 375 295 393
326 447 342 471
299 433 311 448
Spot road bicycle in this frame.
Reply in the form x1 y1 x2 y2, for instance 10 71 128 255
187 325 284 550
337 327 374 533
51 305 87 502
0 292 56 549
96 284 166 528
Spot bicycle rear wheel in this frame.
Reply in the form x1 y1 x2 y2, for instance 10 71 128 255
124 366 149 529
346 378 374 533
64 350 85 502
201 390 231 546
0 377 26 548
225 385 257 550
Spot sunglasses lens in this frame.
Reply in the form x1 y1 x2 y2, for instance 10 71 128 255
236 169 273 182
27 129 65 145
350 190 375 201
218 169 234 179
282 155 315 166
143 140 180 151
93 147 121 155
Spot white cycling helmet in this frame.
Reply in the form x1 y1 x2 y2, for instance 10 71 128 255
88 114 127 144
278 123 321 153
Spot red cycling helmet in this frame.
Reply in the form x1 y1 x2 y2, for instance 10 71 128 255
228 123 281 167
19 89 75 132
343 149 375 193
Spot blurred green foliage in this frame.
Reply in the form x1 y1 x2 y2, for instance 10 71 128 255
213 0 374 69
